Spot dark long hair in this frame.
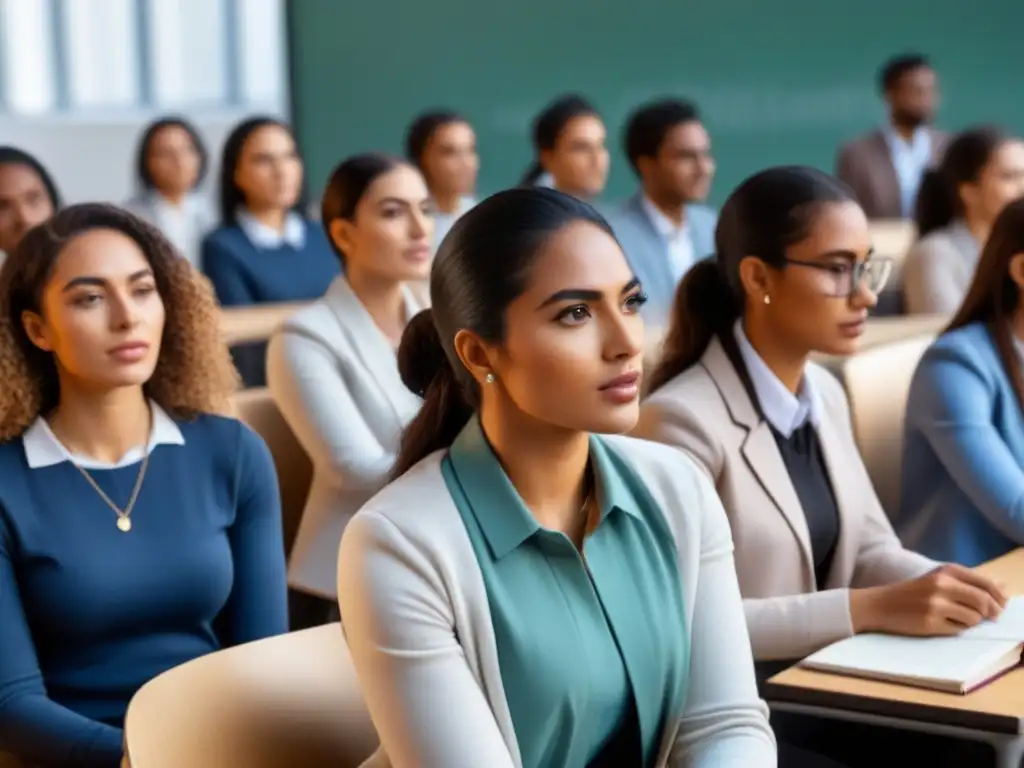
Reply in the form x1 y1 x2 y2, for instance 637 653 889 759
915 126 1009 237
216 116 305 226
946 198 1024 409
0 146 62 211
134 116 208 192
320 153 405 266
520 94 599 186
648 166 856 393
391 187 613 477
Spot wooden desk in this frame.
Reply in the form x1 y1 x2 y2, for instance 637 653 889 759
218 303 307 346
766 549 1024 767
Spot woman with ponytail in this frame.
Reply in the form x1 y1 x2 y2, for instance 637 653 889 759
519 94 609 201
339 187 775 767
903 126 1024 314
636 166 1004 766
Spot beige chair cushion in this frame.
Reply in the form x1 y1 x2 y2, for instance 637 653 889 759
231 388 313 556
841 334 935 517
124 625 377 768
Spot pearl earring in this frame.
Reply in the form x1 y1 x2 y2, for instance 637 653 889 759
485 373 495 384
763 294 771 305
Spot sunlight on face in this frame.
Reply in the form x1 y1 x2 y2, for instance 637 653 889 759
22 229 166 391
491 220 645 434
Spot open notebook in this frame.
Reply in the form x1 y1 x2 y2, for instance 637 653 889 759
799 596 1024 694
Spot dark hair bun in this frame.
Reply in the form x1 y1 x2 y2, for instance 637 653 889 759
397 308 450 397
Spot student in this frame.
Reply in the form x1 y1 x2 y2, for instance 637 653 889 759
0 204 288 767
836 54 948 219
338 187 776 767
634 166 1005 766
608 99 717 327
519 95 609 202
405 110 478 248
0 146 61 259
125 117 215 268
903 126 1024 315
201 116 339 307
899 199 1024 566
267 154 432 616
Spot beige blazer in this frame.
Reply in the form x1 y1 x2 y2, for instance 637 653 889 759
266 277 425 598
835 128 949 219
339 436 775 767
634 337 935 660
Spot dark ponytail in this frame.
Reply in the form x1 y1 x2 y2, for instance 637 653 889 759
390 187 614 477
647 166 856 394
648 259 738 392
915 125 1009 238
520 161 546 187
392 309 473 478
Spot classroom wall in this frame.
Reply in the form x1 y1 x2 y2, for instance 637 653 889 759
287 0 1024 207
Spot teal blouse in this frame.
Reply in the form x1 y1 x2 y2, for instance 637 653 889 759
442 419 689 768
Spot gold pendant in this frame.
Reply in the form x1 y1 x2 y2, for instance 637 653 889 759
117 517 132 533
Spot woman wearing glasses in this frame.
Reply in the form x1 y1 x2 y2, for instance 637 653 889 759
633 166 1004 767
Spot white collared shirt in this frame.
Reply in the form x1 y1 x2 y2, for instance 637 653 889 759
642 196 695 282
734 320 822 438
22 402 185 470
431 195 476 249
885 125 932 218
236 207 306 250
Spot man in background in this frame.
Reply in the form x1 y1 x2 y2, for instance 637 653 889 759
608 98 717 328
836 54 948 219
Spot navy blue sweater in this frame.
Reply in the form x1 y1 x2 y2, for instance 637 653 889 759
0 415 289 767
201 220 340 307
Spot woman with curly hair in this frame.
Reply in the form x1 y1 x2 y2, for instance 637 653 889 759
0 204 288 768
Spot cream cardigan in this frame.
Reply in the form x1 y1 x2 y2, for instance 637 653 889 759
338 435 776 767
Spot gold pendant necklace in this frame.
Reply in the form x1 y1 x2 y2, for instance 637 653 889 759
72 449 151 533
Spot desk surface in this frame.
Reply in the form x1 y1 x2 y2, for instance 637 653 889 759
766 549 1024 734
218 303 307 345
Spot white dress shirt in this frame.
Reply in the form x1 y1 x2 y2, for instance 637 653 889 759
431 196 476 250
734 320 822 438
642 196 695 282
885 126 932 218
125 192 215 268
235 207 306 250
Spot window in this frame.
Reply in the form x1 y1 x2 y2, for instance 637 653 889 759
0 0 285 116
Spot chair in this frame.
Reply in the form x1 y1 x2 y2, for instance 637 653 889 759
231 388 313 556
123 625 378 768
867 219 917 316
841 334 935 516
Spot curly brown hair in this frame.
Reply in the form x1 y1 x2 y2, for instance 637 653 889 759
0 203 239 441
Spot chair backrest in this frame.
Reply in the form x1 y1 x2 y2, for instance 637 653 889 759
124 625 378 768
231 388 313 556
841 333 934 516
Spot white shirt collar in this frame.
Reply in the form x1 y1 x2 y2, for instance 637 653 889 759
22 401 185 470
236 207 306 249
885 124 931 154
734 320 822 438
641 196 687 239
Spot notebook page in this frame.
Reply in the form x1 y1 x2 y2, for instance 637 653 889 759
959 596 1024 642
803 633 1018 681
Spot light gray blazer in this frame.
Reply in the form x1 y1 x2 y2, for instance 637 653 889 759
607 194 717 328
634 338 936 661
266 277 425 598
902 220 980 316
338 435 775 767
124 192 215 268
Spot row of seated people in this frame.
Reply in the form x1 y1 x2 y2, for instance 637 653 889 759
1 163 1022 767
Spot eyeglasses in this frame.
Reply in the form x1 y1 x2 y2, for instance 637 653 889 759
782 257 893 298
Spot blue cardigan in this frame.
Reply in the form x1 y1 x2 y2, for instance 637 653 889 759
201 219 340 307
0 414 288 767
897 322 1024 566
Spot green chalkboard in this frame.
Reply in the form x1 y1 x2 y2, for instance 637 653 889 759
287 0 1023 208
